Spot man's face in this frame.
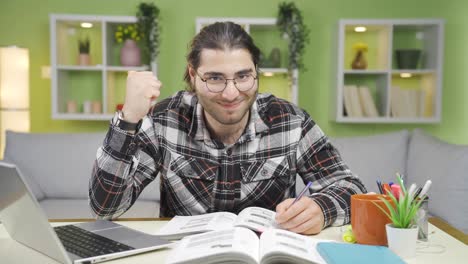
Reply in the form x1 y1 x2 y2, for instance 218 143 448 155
190 48 258 126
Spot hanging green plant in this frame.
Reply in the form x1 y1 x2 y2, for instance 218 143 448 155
137 2 161 64
277 2 310 71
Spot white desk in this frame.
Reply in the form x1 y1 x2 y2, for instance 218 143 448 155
0 220 466 264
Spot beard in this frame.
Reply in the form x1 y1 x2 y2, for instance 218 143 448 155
197 90 257 126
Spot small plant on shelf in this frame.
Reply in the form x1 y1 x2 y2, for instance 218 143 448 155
78 38 90 54
137 2 161 64
78 37 91 65
277 1 309 71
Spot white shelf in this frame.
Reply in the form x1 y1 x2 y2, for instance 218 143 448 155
391 69 436 74
260 68 289 74
57 65 103 71
50 14 157 120
52 113 114 121
334 18 444 124
344 70 388 74
106 65 150 72
337 116 440 124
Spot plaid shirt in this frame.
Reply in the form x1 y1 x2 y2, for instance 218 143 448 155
89 91 366 227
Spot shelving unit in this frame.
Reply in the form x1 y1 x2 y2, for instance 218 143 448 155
333 19 444 123
196 17 298 105
50 14 154 120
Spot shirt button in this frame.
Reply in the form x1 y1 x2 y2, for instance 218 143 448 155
261 169 269 177
226 148 232 156
225 182 232 189
129 142 136 151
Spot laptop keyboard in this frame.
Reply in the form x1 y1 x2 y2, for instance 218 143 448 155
54 225 135 258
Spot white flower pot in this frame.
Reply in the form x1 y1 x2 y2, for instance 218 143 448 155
385 223 418 258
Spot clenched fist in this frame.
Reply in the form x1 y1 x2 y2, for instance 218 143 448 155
122 71 162 123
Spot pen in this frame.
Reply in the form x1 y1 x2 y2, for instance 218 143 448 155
382 183 391 195
288 181 312 209
391 184 401 200
376 180 383 194
418 180 432 198
413 187 422 199
407 183 417 199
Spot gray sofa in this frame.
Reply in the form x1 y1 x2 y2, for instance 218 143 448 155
2 129 467 234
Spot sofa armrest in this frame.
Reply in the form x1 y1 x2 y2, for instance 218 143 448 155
429 217 468 245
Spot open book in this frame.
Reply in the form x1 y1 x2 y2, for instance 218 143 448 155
165 227 328 264
156 207 277 240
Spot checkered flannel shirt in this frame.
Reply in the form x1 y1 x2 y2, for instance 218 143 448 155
89 91 366 227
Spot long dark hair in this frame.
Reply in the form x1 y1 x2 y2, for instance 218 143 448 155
183 21 260 91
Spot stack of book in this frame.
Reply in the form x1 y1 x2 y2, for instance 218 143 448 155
390 86 433 118
343 85 379 118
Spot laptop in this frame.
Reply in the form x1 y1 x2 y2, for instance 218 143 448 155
0 162 172 263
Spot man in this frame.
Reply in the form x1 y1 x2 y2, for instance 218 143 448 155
89 22 366 235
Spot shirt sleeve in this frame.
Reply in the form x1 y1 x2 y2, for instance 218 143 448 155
88 114 162 219
295 112 367 228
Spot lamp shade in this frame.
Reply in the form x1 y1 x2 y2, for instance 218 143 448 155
0 47 29 109
0 46 30 158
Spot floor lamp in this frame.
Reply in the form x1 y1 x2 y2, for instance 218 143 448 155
0 46 30 159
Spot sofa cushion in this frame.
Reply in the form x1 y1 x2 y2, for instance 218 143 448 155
4 131 160 201
40 199 160 219
4 131 105 199
407 129 468 233
330 130 410 193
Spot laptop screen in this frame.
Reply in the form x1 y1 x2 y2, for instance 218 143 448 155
0 162 71 263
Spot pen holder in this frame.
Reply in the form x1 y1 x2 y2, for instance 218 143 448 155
351 194 394 246
416 196 429 241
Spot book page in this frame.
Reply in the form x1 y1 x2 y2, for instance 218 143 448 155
234 207 278 233
155 212 237 240
259 229 327 264
166 227 260 264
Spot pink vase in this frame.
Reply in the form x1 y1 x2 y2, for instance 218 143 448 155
120 39 141 66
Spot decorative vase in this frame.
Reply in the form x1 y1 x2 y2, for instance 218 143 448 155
269 48 281 68
120 39 141 67
385 224 418 258
351 50 368 70
78 53 90 66
395 49 421 69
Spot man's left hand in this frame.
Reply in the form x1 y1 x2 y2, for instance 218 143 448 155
275 197 325 235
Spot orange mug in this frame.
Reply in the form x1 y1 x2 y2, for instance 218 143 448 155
351 194 393 246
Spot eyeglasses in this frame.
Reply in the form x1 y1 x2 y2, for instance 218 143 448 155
196 71 258 93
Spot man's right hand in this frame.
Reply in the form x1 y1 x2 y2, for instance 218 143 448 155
122 71 162 123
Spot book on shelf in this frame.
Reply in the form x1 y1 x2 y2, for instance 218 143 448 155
343 84 353 116
358 86 379 117
343 85 363 117
155 207 277 240
166 227 329 264
391 86 429 118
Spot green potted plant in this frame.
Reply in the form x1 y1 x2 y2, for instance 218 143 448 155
373 173 426 258
137 2 160 70
115 24 143 66
78 37 90 65
277 1 309 71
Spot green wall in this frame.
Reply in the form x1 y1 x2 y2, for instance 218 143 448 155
1 0 467 144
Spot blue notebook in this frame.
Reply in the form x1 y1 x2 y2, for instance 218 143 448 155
316 242 406 264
